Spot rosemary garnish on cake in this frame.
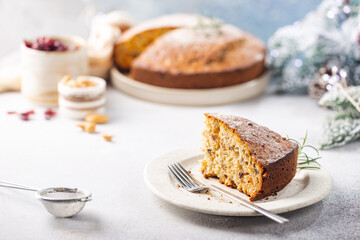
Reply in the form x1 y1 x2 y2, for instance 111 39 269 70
193 17 223 36
288 131 321 170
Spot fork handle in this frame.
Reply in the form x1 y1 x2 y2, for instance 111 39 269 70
209 185 289 224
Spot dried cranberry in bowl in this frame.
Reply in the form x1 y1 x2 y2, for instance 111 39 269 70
24 37 69 52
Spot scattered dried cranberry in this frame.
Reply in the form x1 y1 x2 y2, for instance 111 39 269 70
19 113 30 121
24 37 69 52
24 110 35 115
19 110 35 121
44 109 56 120
7 110 35 121
8 109 58 121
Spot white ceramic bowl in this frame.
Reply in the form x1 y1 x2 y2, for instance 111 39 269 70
21 35 88 106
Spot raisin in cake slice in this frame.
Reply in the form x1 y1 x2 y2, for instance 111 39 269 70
201 113 298 201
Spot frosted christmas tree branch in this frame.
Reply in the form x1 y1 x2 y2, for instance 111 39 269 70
334 82 360 113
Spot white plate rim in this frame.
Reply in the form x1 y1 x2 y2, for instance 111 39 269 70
110 67 269 106
144 146 333 216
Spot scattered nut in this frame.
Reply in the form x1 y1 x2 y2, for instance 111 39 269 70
101 133 113 141
85 113 109 124
77 122 96 133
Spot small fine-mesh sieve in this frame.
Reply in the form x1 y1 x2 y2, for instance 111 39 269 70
0 180 92 218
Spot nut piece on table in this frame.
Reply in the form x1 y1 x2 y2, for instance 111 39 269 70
77 122 96 133
101 133 113 142
85 113 109 124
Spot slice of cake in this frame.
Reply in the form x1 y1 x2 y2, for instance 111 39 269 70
201 113 298 201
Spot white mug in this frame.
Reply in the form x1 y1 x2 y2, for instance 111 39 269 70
21 35 88 106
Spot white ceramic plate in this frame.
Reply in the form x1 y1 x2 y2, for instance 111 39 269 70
110 67 269 106
144 147 333 216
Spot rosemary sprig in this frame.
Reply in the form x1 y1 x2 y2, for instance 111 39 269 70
193 17 223 36
288 131 321 170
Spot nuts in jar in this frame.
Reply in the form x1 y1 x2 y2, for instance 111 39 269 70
61 75 98 88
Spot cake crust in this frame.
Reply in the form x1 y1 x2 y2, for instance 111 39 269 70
202 113 298 201
130 64 265 89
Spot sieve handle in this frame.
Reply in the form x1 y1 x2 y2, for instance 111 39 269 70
0 180 39 192
80 196 92 202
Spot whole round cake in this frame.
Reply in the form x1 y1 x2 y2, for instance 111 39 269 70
114 14 266 89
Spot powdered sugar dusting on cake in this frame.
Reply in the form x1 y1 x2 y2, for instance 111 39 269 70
133 24 265 74
158 24 245 47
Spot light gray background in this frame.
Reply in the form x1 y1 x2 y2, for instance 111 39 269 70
0 0 322 57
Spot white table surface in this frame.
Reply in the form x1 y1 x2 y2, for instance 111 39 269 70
0 75 359 239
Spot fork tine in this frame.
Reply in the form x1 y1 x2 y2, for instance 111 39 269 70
169 164 195 188
170 164 195 188
168 166 187 188
173 163 199 188
176 163 201 187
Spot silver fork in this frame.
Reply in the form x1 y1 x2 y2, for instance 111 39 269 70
168 163 289 224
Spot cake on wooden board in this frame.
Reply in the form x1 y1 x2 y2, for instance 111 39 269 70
201 113 298 201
